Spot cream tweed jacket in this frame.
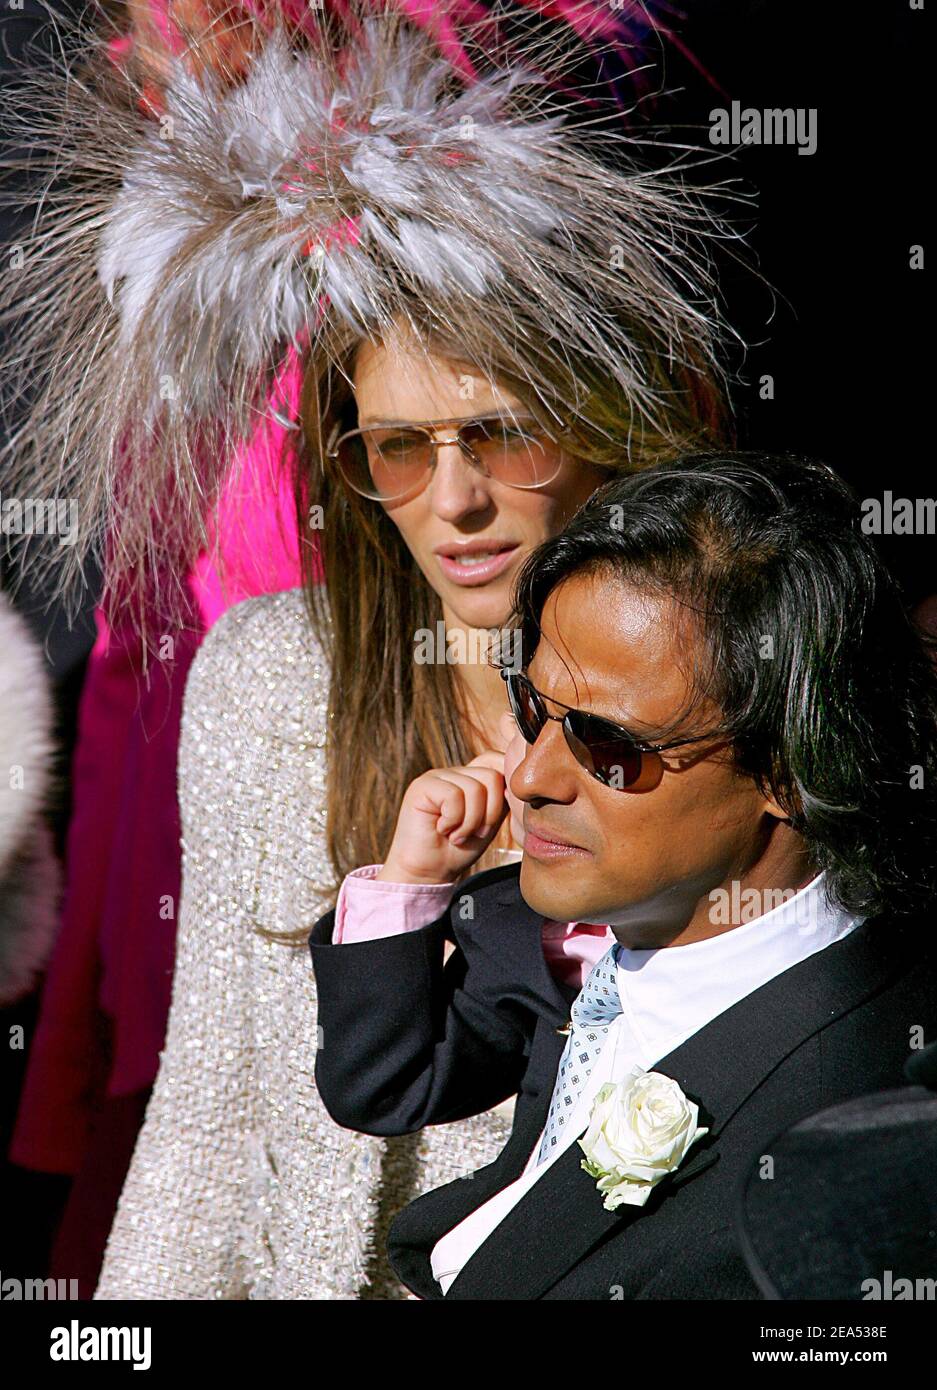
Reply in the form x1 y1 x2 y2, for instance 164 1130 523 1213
94 588 513 1300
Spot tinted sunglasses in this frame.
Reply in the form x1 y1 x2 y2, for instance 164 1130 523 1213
326 414 560 501
502 669 716 791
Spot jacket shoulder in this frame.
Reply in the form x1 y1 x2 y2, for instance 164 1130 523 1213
176 588 335 912
816 919 937 1096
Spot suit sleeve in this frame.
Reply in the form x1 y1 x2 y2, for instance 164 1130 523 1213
309 901 532 1136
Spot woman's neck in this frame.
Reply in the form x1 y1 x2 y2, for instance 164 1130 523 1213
444 606 523 857
443 610 513 757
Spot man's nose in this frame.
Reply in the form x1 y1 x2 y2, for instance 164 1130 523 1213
510 721 578 804
426 442 492 521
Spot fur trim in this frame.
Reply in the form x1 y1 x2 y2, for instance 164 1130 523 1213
0 594 55 866
0 594 58 1003
0 822 61 1007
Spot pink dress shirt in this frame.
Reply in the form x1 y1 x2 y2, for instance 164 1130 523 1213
333 865 614 990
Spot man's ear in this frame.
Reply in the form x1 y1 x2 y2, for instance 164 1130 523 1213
760 784 795 824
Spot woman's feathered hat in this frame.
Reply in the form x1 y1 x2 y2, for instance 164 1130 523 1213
0 0 734 623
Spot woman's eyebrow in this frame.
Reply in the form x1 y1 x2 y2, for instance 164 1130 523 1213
355 416 422 426
356 410 522 427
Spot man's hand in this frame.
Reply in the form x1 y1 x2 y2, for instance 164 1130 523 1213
378 751 508 886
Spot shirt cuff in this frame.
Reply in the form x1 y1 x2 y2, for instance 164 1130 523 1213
333 865 456 943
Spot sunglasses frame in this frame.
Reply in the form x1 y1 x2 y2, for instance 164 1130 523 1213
502 668 719 791
325 413 561 500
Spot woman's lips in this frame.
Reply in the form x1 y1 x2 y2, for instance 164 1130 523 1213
433 543 520 586
523 826 591 862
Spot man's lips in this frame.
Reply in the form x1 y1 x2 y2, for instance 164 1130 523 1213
523 819 591 861
432 540 520 586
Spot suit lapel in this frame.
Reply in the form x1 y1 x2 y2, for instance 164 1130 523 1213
442 1030 720 1301
443 1125 699 1300
443 911 919 1299
386 1027 568 1300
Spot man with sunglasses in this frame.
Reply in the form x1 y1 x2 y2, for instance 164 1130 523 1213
309 452 937 1300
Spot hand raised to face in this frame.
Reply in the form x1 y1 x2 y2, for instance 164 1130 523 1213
377 751 509 887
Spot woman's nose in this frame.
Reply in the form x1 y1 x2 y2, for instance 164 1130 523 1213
426 442 492 520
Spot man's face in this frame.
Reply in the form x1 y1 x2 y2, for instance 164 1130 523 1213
510 570 785 941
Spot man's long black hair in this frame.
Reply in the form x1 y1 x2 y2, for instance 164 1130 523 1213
509 452 937 919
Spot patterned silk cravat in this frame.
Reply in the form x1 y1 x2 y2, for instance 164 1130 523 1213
536 943 623 1166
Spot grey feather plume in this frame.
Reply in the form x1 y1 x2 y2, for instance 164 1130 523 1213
0 2 739 627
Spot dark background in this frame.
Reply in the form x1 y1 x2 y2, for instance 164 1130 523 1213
669 1 929 601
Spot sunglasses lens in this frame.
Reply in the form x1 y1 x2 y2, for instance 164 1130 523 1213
506 673 544 743
564 712 643 789
337 429 432 499
461 420 559 488
335 419 560 498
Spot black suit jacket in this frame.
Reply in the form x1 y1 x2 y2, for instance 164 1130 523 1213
309 863 937 1299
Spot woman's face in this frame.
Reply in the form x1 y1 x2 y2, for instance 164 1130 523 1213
352 334 609 630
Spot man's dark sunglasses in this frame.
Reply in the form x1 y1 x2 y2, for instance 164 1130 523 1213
502 668 718 791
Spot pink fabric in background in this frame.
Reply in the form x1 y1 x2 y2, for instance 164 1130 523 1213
108 0 668 108
190 348 308 625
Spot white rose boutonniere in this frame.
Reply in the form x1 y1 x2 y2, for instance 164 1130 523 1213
578 1066 709 1211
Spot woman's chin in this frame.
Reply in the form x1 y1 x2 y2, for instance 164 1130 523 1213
441 580 517 632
